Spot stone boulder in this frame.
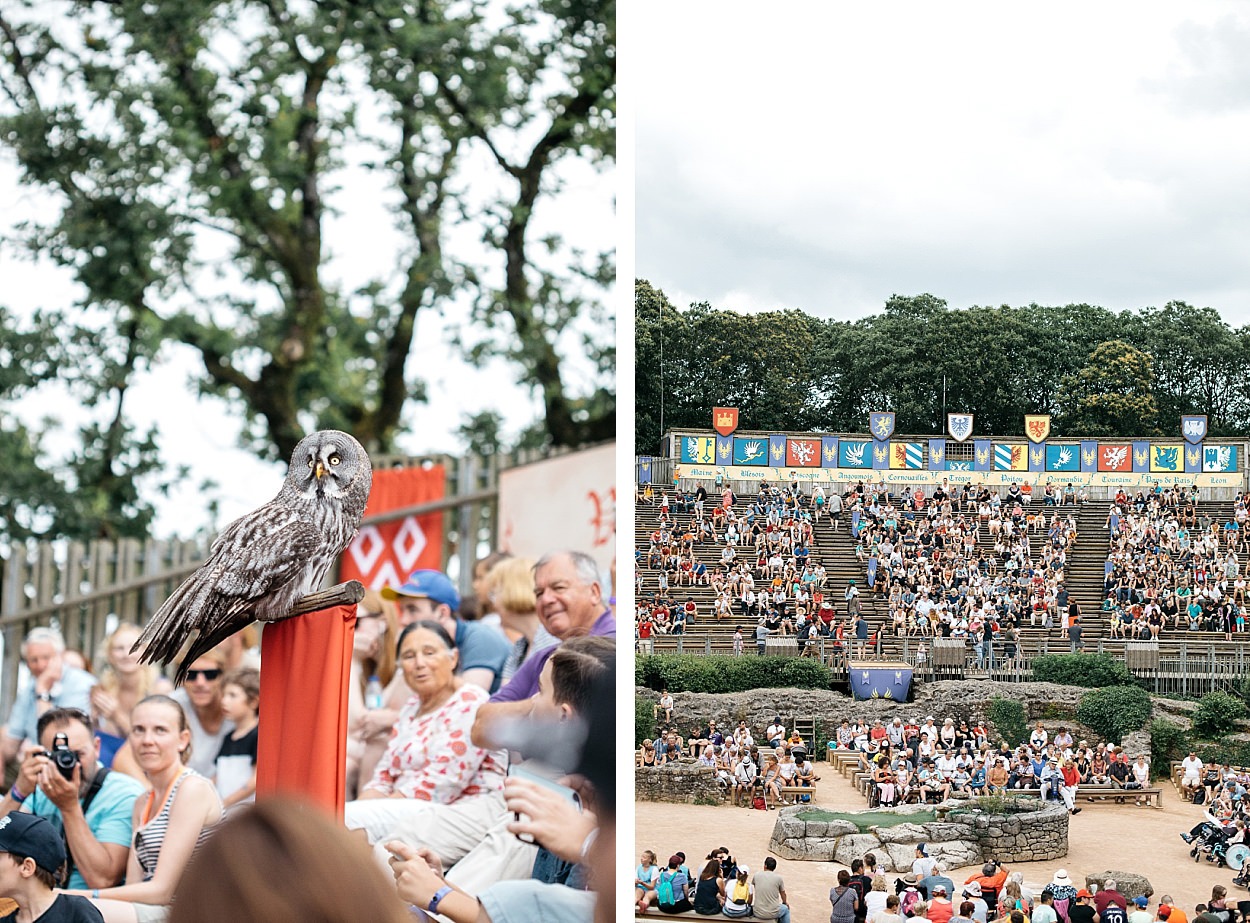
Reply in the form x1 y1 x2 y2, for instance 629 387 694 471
1085 872 1153 901
834 833 889 867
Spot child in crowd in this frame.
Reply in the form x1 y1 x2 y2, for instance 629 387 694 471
214 667 260 807
0 812 103 922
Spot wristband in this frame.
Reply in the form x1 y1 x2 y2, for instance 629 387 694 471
427 885 453 914
579 827 598 862
91 889 100 899
8 784 27 804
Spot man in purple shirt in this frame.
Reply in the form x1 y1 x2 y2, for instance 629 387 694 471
472 550 615 747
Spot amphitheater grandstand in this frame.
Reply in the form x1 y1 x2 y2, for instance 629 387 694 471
635 427 1250 697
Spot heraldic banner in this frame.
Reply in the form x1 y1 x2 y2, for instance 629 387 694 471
340 465 446 591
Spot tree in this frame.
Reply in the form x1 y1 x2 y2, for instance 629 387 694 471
1056 340 1161 436
0 0 613 539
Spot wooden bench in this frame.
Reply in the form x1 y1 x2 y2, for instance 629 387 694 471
1075 784 1163 808
778 783 817 804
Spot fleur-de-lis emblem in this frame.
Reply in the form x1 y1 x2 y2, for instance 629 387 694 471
976 447 990 465
641 461 650 472
1187 448 1201 467
1030 447 1043 466
1134 448 1148 467
718 441 731 459
1082 449 1095 466
771 442 785 460
932 447 944 464
874 445 887 463
824 444 837 461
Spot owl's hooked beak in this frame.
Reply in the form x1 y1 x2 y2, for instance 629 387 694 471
314 461 326 480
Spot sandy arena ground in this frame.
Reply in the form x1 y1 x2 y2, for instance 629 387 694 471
635 768 1246 922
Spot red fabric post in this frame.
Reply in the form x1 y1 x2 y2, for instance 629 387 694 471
256 604 355 820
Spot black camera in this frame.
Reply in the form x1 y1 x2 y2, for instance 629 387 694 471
42 733 80 780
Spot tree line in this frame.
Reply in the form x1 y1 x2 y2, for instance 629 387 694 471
635 279 1250 453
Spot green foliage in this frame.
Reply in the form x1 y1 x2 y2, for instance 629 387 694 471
1192 691 1247 739
987 697 1028 747
1240 673 1250 705
1031 653 1134 688
636 695 657 748
948 795 1037 817
635 654 832 694
1057 340 1160 436
635 284 1250 452
1076 685 1153 744
1148 720 1188 778
1194 741 1250 769
0 0 615 540
796 809 937 831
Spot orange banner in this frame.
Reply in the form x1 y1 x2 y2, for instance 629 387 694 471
339 465 445 590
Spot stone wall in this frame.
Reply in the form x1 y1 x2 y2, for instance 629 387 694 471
638 680 1090 747
637 764 723 805
769 799 1068 870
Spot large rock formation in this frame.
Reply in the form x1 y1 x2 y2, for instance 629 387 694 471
768 798 1069 870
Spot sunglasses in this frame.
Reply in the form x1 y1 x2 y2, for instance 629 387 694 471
186 668 222 682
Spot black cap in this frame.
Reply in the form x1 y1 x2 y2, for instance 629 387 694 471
0 813 66 874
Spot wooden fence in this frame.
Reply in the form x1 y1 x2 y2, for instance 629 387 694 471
0 447 567 718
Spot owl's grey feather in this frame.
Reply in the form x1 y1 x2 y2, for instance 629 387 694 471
133 430 372 685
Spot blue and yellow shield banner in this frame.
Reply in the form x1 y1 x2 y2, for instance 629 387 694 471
1181 415 1208 446
872 440 890 470
1151 444 1182 473
638 457 652 484
733 437 769 466
1045 444 1081 472
974 439 992 472
1081 441 1098 472
993 443 1028 471
869 412 896 441
716 436 733 464
680 436 716 465
928 439 946 470
1132 441 1151 472
821 437 839 469
839 440 872 469
1204 445 1238 472
890 442 924 469
1185 444 1203 474
768 435 787 467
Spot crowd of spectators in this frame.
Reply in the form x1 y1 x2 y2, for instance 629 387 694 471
851 481 1077 654
1102 488 1250 640
2 548 615 923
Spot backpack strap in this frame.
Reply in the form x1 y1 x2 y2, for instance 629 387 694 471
61 767 113 886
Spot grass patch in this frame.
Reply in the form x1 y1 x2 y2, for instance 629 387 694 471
795 809 937 830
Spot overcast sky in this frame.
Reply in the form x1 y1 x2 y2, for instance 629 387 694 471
634 2 1250 325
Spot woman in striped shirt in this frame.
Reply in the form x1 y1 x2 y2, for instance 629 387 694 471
73 695 223 923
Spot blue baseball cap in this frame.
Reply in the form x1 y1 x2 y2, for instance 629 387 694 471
0 812 66 875
381 569 460 611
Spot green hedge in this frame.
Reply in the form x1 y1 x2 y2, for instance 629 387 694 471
636 695 656 747
1031 653 1134 688
635 654 833 694
1195 740 1250 768
1193 691 1247 739
1076 685 1152 744
1148 719 1188 778
988 697 1028 748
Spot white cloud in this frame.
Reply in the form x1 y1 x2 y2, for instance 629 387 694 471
636 1 1250 322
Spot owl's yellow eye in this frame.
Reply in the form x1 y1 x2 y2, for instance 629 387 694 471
330 455 341 466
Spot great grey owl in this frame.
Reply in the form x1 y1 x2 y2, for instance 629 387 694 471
133 430 372 684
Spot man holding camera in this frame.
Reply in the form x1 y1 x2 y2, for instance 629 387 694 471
0 708 144 890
